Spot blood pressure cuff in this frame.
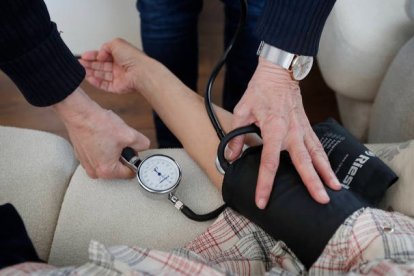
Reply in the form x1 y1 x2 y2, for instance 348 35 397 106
221 119 398 269
313 118 398 204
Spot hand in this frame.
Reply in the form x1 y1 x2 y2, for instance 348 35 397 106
227 57 341 209
53 88 150 179
79 38 150 95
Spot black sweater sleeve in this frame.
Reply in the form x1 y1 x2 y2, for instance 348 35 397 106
256 0 336 56
0 0 85 107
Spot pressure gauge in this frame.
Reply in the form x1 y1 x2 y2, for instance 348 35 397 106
120 147 225 222
137 154 182 194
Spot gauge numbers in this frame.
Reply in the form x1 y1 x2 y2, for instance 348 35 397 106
137 155 181 193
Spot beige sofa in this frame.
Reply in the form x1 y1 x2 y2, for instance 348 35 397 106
1 0 414 269
318 0 414 141
0 127 224 266
1 123 414 268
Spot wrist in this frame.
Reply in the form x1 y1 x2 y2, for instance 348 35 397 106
256 57 298 83
52 87 104 126
257 41 313 80
133 56 171 94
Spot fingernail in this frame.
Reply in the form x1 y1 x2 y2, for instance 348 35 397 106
334 179 342 189
225 147 233 160
319 189 330 203
257 198 267 209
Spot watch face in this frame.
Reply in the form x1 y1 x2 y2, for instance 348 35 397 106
291 56 313 80
137 155 181 194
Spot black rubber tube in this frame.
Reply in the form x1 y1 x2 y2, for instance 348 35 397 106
205 0 248 140
217 124 261 172
181 204 228 222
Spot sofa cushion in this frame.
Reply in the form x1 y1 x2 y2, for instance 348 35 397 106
335 93 372 141
0 126 78 261
49 148 224 266
367 141 414 217
318 0 414 101
369 36 414 143
407 0 414 20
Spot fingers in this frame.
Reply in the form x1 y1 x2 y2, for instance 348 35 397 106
93 161 134 179
91 70 113 81
73 147 97 179
305 131 341 190
81 49 113 62
255 118 285 209
81 50 98 61
67 106 151 180
79 59 113 91
79 59 113 73
85 132 150 180
97 47 113 62
288 136 330 204
226 135 245 161
85 75 110 91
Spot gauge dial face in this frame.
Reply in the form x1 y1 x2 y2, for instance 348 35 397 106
137 155 181 193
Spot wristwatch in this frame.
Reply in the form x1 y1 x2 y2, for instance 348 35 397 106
257 41 313 81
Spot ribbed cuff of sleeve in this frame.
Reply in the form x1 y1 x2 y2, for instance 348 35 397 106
256 0 336 56
0 22 85 107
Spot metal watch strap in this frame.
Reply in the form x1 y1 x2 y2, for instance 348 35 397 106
257 41 295 70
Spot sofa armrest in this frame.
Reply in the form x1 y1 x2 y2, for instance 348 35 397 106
49 148 224 266
367 140 414 218
0 126 78 261
318 0 414 101
407 0 414 20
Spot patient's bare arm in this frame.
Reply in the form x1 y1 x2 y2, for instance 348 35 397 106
80 38 260 190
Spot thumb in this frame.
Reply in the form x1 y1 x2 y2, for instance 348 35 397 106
112 161 136 179
128 130 151 152
101 38 136 62
226 135 246 161
226 113 251 161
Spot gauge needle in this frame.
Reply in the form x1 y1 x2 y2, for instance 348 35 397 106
153 167 162 176
160 175 169 184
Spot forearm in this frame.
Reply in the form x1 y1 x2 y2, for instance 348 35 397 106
136 58 260 190
135 60 227 188
256 0 336 56
0 0 85 107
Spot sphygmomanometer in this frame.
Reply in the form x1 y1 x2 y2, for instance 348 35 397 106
121 0 398 268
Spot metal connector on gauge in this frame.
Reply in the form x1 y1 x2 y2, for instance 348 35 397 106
120 155 140 172
168 193 184 210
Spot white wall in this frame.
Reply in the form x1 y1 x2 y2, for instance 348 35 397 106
44 0 141 55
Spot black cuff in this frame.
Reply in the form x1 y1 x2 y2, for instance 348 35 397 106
221 119 397 269
0 23 85 107
313 118 398 205
222 148 367 269
255 0 336 56
0 203 42 269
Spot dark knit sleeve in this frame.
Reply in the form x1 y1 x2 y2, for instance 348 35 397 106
256 0 336 56
0 0 85 107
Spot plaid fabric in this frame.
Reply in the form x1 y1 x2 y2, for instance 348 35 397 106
2 208 414 275
310 208 414 275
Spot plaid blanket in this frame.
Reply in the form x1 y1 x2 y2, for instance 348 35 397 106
2 208 414 275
